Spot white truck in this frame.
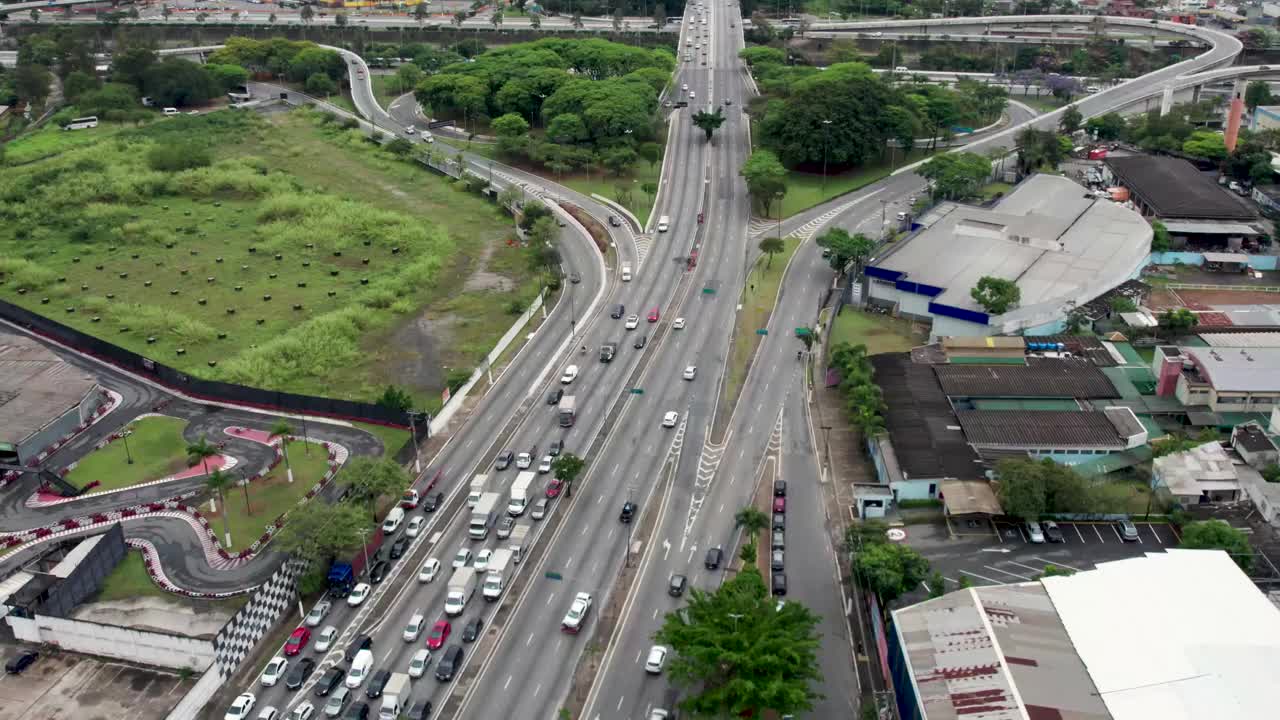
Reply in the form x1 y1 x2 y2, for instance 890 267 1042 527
379 672 411 720
508 522 532 563
508 471 536 517
470 492 501 540
622 262 633 281
482 548 514 601
467 474 489 508
445 567 477 616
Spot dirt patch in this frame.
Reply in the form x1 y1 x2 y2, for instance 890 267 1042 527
463 236 517 293
1177 289 1280 306
563 203 610 254
383 312 453 396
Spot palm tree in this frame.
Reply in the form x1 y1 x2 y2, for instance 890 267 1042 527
269 420 295 483
735 506 769 541
206 468 234 547
186 435 218 478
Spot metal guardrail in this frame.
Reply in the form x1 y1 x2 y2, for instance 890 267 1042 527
1166 283 1280 292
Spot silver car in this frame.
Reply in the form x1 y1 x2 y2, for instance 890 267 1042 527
304 600 331 628
531 498 550 521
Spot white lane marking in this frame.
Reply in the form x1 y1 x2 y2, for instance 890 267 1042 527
503 674 512 690
984 565 1033 581
526 632 534 647
565 555 575 568
617 696 626 711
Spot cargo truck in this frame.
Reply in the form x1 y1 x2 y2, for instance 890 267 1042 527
469 492 501 540
508 471 536 516
482 548 514 601
379 672 411 720
599 342 616 363
467 474 489 508
508 522 532 563
445 567 477 616
558 395 577 428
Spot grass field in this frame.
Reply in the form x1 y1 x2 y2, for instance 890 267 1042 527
93 549 249 610
350 421 412 457
1016 95 1068 114
723 238 801 419
774 149 931 219
977 181 1015 201
829 308 920 356
206 439 331 552
64 416 191 492
2 121 129 166
0 109 540 412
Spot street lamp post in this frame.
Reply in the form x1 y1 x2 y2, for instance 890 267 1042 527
821 118 833 197
728 612 744 632
407 410 422 475
300 414 310 456
122 428 134 465
776 191 785 239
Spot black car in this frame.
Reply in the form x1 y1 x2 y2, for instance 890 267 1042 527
390 536 410 559
463 618 483 643
634 334 647 350
343 702 370 720
405 700 433 720
619 501 636 523
285 657 316 690
366 669 391 698
547 388 563 405
314 666 345 696
369 560 391 584
569 271 581 284
705 547 723 570
495 450 514 470
772 572 788 596
4 650 37 675
771 549 785 571
611 304 625 319
1043 521 1065 543
435 645 464 681
345 634 373 662
772 512 785 530
549 439 562 456
668 574 687 597
423 491 444 512
773 480 786 497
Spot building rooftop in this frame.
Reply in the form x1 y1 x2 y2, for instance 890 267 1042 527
868 174 1152 317
1153 441 1242 497
1105 155 1257 220
1233 422 1277 455
871 353 984 481
938 479 1002 515
1183 346 1280 393
933 358 1119 399
956 408 1140 448
0 331 100 446
894 550 1280 720
1199 331 1280 348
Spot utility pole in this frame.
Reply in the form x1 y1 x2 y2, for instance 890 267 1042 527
821 118 833 197
357 527 372 577
407 410 422 475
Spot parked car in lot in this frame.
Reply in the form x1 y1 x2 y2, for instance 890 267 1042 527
1043 520 1064 543
1025 521 1045 544
1117 518 1140 542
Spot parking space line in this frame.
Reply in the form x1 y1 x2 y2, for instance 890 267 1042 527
984 565 1034 581
1028 555 1080 569
1093 524 1105 542
1145 524 1163 544
959 569 1003 584
1167 523 1181 542
1006 561 1045 574
1072 524 1085 542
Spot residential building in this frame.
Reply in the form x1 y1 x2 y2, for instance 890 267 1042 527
956 406 1148 463
889 550 1280 720
864 174 1151 340
1153 345 1280 414
1152 440 1243 505
1103 155 1260 249
1232 422 1279 469
1250 105 1280 132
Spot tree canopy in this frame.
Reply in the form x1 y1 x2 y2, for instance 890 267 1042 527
919 152 991 201
815 227 874 273
740 149 788 216
1180 519 1252 571
970 276 1021 315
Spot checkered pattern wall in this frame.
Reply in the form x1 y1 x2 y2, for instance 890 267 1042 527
212 559 306 679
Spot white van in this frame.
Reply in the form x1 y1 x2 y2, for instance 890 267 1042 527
162 107 179 116
622 263 633 282
894 65 909 73
346 649 373 688
382 507 405 535
657 215 670 233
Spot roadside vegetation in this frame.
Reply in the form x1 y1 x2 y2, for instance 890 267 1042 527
721 236 800 424
207 439 330 552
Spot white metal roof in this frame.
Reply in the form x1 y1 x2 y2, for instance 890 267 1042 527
1185 346 1280 393
1043 550 1280 720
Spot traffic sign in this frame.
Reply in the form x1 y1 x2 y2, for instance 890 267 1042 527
702 287 715 295
756 328 769 336
545 571 563 581
795 327 811 337
630 388 645 395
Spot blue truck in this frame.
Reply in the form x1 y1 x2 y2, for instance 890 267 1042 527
327 562 355 597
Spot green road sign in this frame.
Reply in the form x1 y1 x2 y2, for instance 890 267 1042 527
630 388 644 395
795 327 812 337
756 328 769 336
545 571 563 581
702 287 716 294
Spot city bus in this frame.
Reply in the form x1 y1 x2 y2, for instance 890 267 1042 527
63 116 98 130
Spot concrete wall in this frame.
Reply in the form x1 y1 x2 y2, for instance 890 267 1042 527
890 478 939 501
1148 251 1279 270
6 614 215 671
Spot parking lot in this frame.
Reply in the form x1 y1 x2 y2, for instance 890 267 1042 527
907 519 1181 588
0 645 193 720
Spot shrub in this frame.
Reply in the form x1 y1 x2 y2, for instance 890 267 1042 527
147 143 213 172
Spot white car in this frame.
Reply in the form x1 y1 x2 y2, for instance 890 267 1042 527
561 365 579 384
260 657 288 687
405 125 416 134
673 317 686 330
683 365 696 381
347 583 371 607
314 625 338 652
681 82 689 90
256 709 278 720
408 648 431 678
516 452 533 469
287 702 315 720
475 548 494 572
538 455 553 474
662 411 679 428
648 711 670 720
406 515 425 538
404 612 426 642
304 599 331 627
561 591 593 633
225 693 256 720
644 645 668 674
689 90 696 99
419 557 441 583
453 547 472 569
625 314 640 330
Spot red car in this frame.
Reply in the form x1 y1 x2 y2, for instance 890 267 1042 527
284 626 310 656
427 620 451 650
772 496 785 513
545 478 564 499
401 489 419 509
647 307 660 323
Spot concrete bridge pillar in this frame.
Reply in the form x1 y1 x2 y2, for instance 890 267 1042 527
1191 84 1202 105
1160 84 1175 116
1225 79 1246 153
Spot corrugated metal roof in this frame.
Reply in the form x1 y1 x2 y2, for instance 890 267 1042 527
0 330 99 445
956 410 1126 448
934 358 1119 399
1200 332 1280 348
872 354 984 480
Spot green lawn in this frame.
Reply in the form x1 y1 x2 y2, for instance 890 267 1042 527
1016 95 1068 114
65 417 192 492
2 122 130 166
0 109 536 414
558 159 662 229
373 74 414 109
829 308 919 356
351 421 412 457
978 181 1014 201
208 440 332 552
774 149 932 219
724 238 801 416
93 550 248 610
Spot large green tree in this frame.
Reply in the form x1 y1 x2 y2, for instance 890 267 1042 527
854 542 931 606
758 62 897 167
692 106 726 141
919 152 991 201
740 149 788 217
340 457 410 522
654 566 823 717
970 276 1021 315
551 452 587 496
275 499 367 562
142 58 216 107
1245 80 1274 112
816 228 875 273
1180 519 1252 571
